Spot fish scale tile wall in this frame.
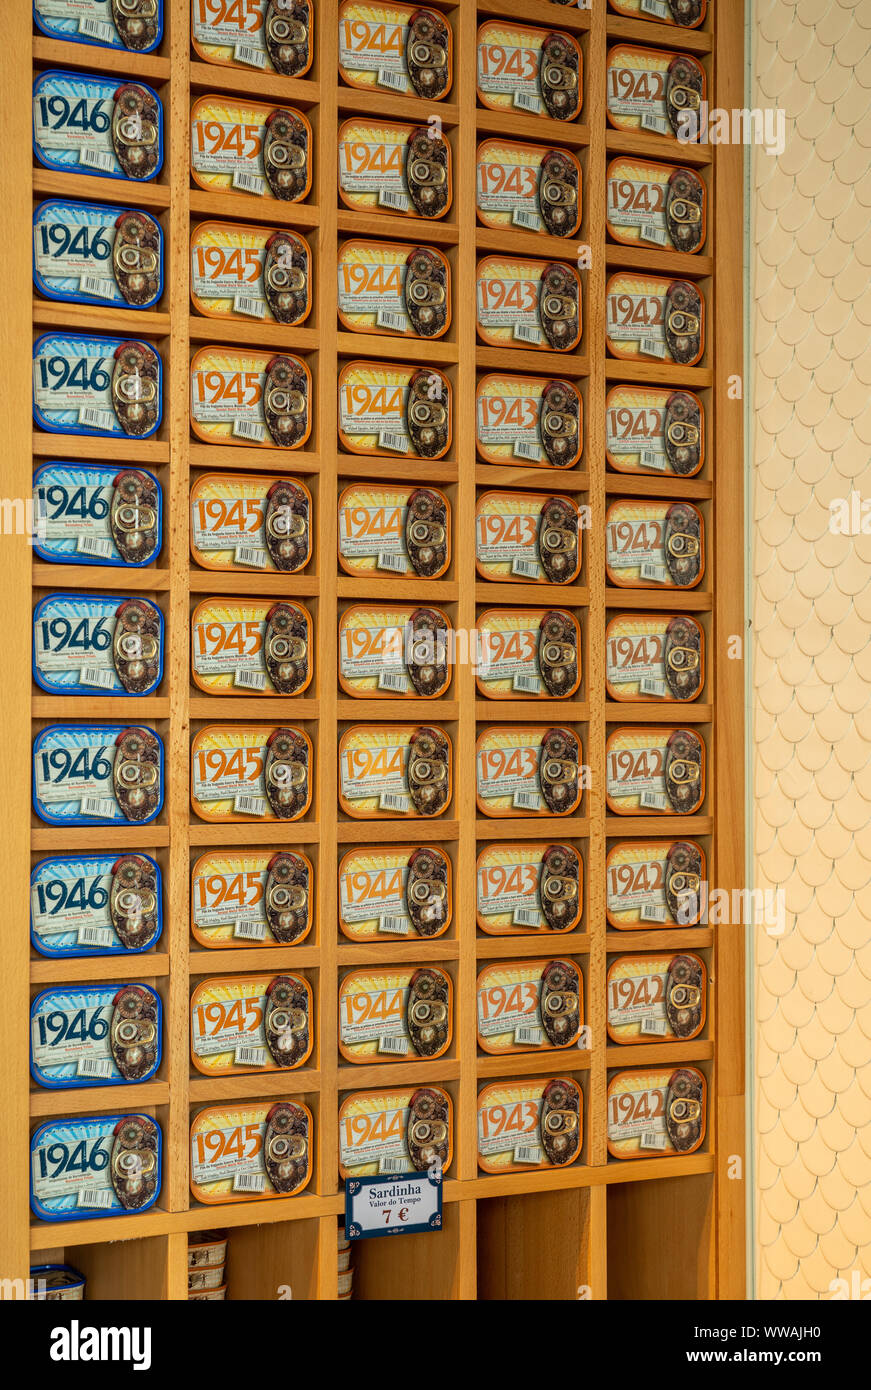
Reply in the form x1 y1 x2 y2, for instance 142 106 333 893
752 0 871 1299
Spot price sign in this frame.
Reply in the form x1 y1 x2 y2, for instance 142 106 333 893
344 1167 443 1241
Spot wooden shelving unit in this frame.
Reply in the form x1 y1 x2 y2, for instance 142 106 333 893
0 0 745 1300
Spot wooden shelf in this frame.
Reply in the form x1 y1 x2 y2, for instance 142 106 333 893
6 0 746 1303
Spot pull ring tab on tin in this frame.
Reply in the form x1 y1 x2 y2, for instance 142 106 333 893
110 984 159 1080
539 726 579 815
112 341 160 438
405 847 449 936
405 486 448 576
665 1068 704 1152
264 851 309 943
406 126 450 219
406 966 451 1056
664 616 701 700
540 1078 581 1166
664 729 703 814
264 0 310 77
264 727 309 819
538 151 578 237
406 1087 450 1170
113 598 160 695
664 279 702 365
264 479 309 572
540 380 580 468
538 262 579 351
264 974 309 1068
407 726 450 816
539 843 580 931
664 840 703 924
406 9 450 100
665 954 704 1038
110 1115 159 1209
263 231 309 325
538 609 578 698
264 601 309 696
540 959 580 1047
665 56 704 138
663 391 702 475
538 495 579 584
263 355 308 448
112 84 160 180
263 108 309 200
406 606 449 697
666 168 704 254
264 1101 309 1192
539 32 580 121
113 211 160 306
113 727 161 822
110 853 158 947
664 502 702 586
111 468 159 563
405 247 448 338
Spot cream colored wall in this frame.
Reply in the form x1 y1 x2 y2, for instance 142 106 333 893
751 0 871 1299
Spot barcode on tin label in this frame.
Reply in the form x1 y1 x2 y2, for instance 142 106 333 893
514 91 543 114
378 429 410 453
641 450 667 471
77 925 113 947
79 17 117 43
380 791 410 813
514 1144 544 1164
641 0 671 17
79 407 116 432
512 207 542 232
641 112 671 136
234 42 267 69
641 224 669 247
379 915 411 936
640 337 667 358
80 667 115 690
513 907 543 928
234 1044 267 1067
379 188 409 212
233 794 266 817
515 1025 543 1046
640 561 668 583
513 789 542 811
376 309 410 333
511 555 542 579
234 543 267 569
378 68 408 92
513 673 542 695
640 790 668 811
233 1172 266 1193
80 147 115 173
514 439 543 462
377 550 409 573
77 1057 113 1079
77 535 113 559
233 293 266 319
640 1131 668 1151
234 918 266 941
378 1034 409 1056
233 417 265 443
234 668 266 691
514 322 543 345
379 1156 409 1173
80 796 116 819
80 274 117 300
78 1187 113 1208
378 671 410 693
640 904 667 923
232 169 265 196
640 1017 668 1037
640 677 667 697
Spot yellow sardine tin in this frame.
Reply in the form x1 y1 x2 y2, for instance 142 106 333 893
606 726 706 816
476 958 584 1054
338 361 452 459
338 3 453 99
606 839 706 930
606 271 705 365
476 608 581 700
338 1086 454 1179
476 491 583 585
338 483 451 579
605 385 705 477
477 1078 583 1173
337 239 451 339
191 848 314 948
338 723 452 819
606 499 704 589
477 21 583 121
607 157 707 252
606 44 706 138
191 0 314 75
607 0 707 30
476 139 582 237
190 972 313 1075
192 598 312 697
607 952 706 1044
190 723 313 823
339 604 452 699
476 725 583 818
607 1065 706 1159
339 845 452 941
338 117 453 218
190 222 312 325
476 255 582 352
191 95 312 201
476 374 584 470
190 347 312 450
476 842 583 935
190 1099 313 1202
190 473 312 574
339 965 453 1064
606 613 704 702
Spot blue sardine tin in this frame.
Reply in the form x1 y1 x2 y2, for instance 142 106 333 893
32 462 163 567
30 1112 163 1221
33 70 164 181
33 593 164 697
28 1264 86 1300
33 723 165 826
33 332 163 439
30 984 162 1089
30 851 164 957
34 199 164 310
33 1 164 53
